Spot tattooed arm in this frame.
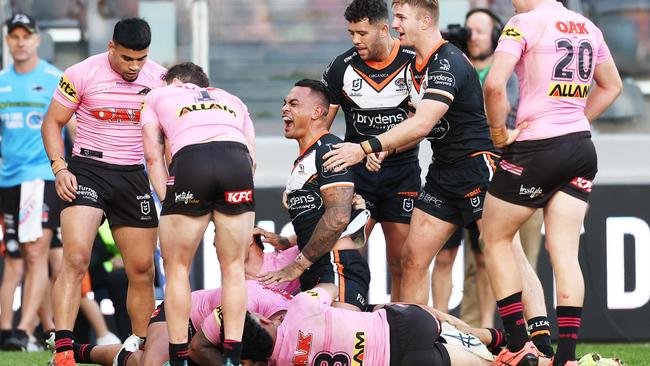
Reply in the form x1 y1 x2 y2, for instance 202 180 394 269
258 184 354 285
143 122 168 200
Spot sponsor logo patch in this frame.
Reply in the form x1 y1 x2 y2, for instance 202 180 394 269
58 74 78 103
548 83 590 98
501 26 523 41
570 177 593 193
225 189 253 204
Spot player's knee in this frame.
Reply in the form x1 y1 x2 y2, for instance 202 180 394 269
63 252 90 275
434 250 455 267
388 256 402 275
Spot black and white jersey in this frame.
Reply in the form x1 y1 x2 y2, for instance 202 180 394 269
322 41 417 166
285 133 355 249
407 41 495 166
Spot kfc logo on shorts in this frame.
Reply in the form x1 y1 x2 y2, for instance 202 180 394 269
570 177 593 193
225 190 253 204
150 307 161 319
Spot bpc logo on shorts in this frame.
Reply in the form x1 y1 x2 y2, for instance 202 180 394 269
225 190 253 204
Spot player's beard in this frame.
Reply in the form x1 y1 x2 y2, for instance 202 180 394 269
470 51 493 62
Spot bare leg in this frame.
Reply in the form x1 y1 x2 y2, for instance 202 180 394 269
159 214 210 345
0 257 23 330
141 321 171 366
112 226 158 337
54 206 103 333
444 343 492 365
79 297 110 338
212 210 254 344
431 247 458 312
474 251 495 328
381 221 410 301
17 230 54 334
399 208 457 304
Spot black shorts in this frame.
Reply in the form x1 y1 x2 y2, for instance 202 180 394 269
354 161 421 224
489 132 597 208
63 156 158 228
442 221 481 251
0 181 62 258
384 304 450 366
416 152 498 227
149 302 197 340
300 249 370 310
161 142 254 216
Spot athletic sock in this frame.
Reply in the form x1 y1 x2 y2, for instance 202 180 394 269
55 330 74 353
528 316 554 358
496 292 529 352
555 306 581 366
73 343 96 363
487 328 507 355
169 342 189 366
115 349 133 366
222 339 242 366
139 336 146 351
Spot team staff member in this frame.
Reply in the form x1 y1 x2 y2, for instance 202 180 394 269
0 13 63 351
41 18 166 366
141 62 255 366
322 0 418 300
258 80 371 312
482 0 622 365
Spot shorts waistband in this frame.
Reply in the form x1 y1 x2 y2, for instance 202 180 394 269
69 155 145 172
174 140 249 159
514 131 591 148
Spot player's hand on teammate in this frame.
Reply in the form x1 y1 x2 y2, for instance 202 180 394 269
491 122 528 148
253 227 288 250
352 193 367 210
55 169 78 202
323 142 366 172
257 261 304 285
365 152 388 172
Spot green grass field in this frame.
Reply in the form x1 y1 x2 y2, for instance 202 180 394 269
0 343 648 365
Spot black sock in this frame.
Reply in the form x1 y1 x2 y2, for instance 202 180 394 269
115 349 133 366
73 343 96 363
528 316 554 358
55 330 75 353
554 306 581 366
496 292 529 352
0 329 12 341
169 342 189 366
222 339 242 366
487 328 507 355
139 337 146 351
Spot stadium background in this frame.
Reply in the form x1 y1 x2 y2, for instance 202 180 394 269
0 0 648 343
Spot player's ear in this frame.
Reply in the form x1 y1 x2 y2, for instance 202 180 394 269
312 105 324 120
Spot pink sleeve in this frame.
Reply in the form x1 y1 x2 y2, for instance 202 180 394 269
201 307 223 345
594 27 612 65
293 287 333 313
495 14 533 60
53 66 84 110
139 92 159 127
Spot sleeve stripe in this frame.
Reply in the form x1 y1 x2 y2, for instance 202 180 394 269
425 88 455 101
320 182 354 191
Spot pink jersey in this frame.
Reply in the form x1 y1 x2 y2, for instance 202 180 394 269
192 280 293 345
140 83 255 157
53 52 166 165
261 246 301 294
495 1 612 141
270 288 390 366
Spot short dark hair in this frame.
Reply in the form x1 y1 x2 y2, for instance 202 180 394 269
220 312 274 362
294 79 330 110
164 62 210 87
345 0 389 24
112 18 151 50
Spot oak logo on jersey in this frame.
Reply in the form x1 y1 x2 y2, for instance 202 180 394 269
291 331 313 366
91 108 141 123
177 102 237 118
555 21 589 34
501 26 523 41
548 83 590 98
58 74 78 103
353 331 366 366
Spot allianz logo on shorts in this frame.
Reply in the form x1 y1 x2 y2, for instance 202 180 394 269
519 185 544 198
175 191 199 204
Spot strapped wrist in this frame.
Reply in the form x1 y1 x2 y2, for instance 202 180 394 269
51 158 67 176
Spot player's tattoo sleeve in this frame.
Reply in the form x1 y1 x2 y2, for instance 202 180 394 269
301 185 354 263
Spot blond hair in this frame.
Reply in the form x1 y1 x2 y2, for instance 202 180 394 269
391 0 440 23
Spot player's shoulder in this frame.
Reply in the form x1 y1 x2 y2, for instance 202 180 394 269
398 45 416 60
325 46 358 78
319 132 344 146
430 43 471 71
